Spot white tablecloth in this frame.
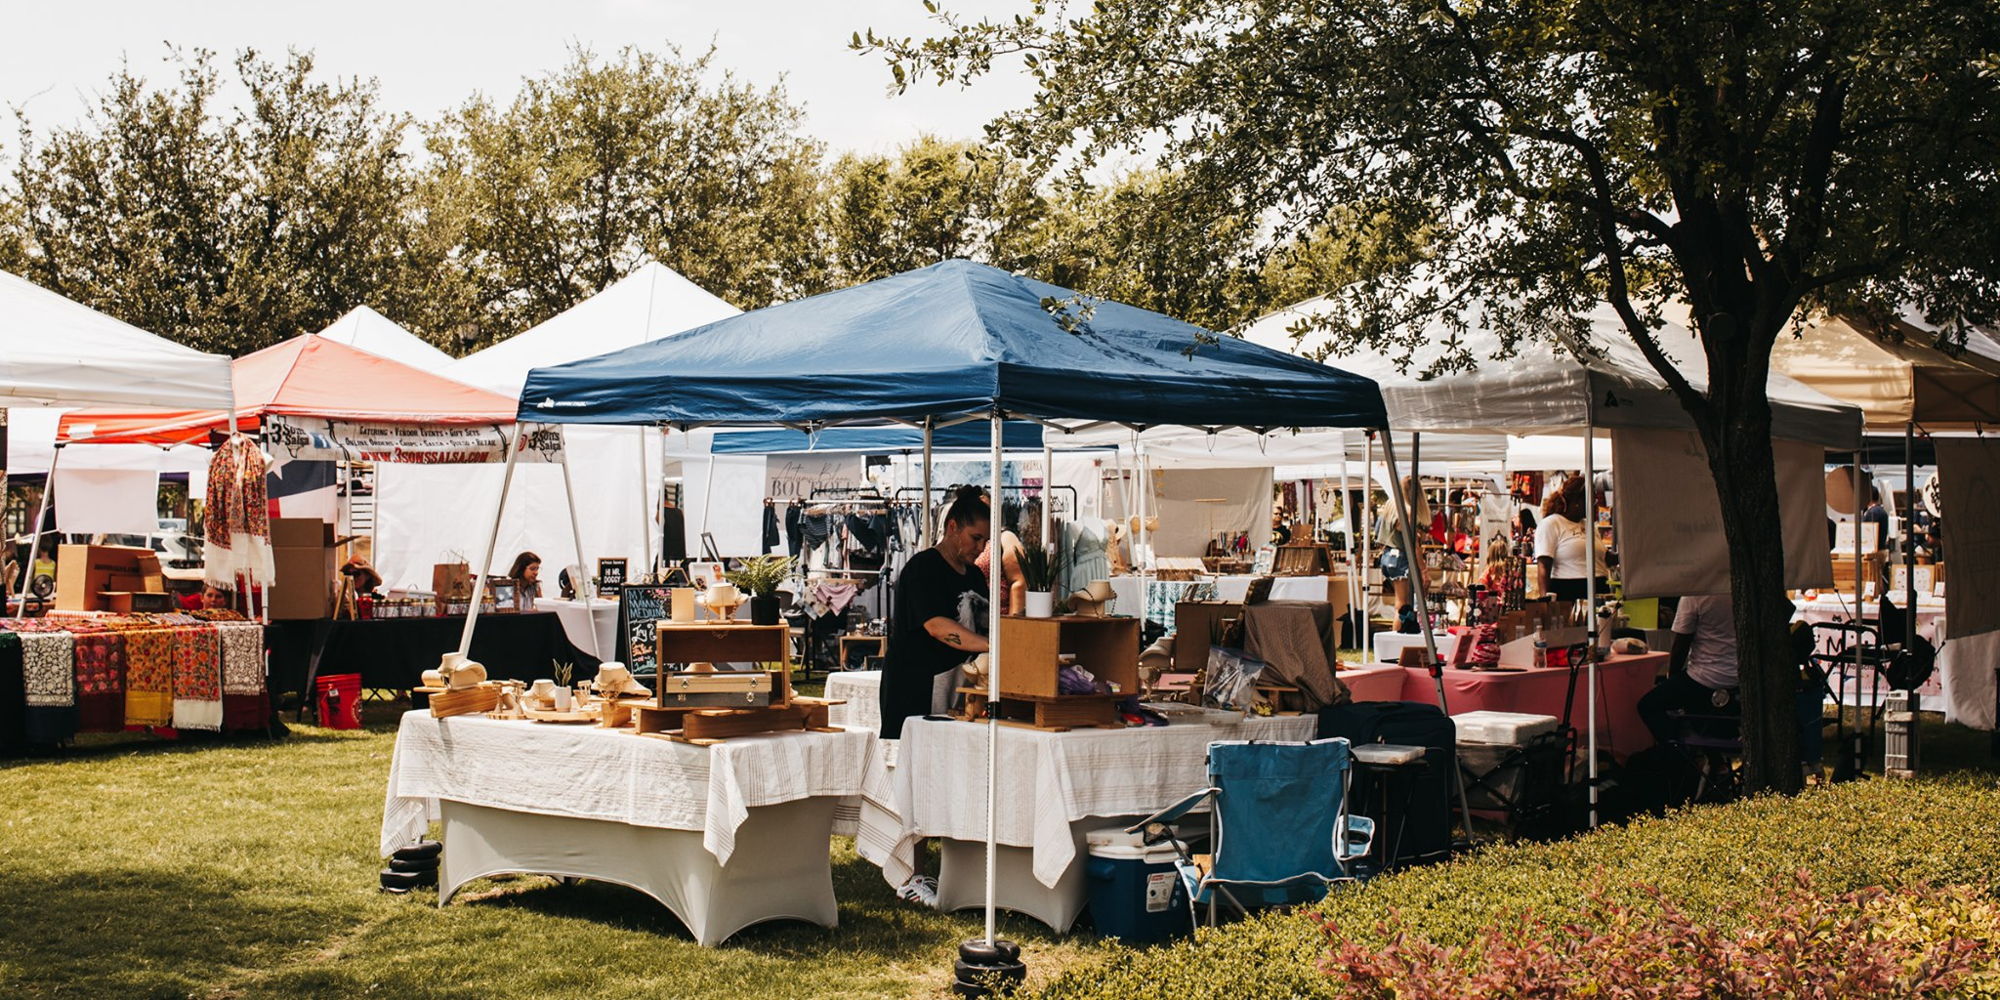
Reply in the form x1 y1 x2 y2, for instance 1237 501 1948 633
1212 574 1343 604
534 596 620 660
380 711 871 862
825 670 881 733
856 713 1317 891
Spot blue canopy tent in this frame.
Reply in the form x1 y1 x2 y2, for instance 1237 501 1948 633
469 259 1422 970
707 421 1045 454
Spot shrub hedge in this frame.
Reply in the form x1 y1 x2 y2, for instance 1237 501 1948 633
1037 775 2000 1000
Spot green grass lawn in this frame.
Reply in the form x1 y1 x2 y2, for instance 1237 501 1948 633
1 690 1991 1000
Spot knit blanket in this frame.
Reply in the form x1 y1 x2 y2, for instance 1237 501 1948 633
73 631 128 734
217 622 267 732
21 631 78 744
120 627 174 728
170 625 223 732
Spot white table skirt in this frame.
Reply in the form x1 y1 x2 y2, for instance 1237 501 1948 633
855 713 1318 897
533 596 620 661
825 670 882 734
380 711 871 862
437 797 840 946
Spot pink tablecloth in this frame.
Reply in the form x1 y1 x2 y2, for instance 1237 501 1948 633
1337 663 1409 703
1384 652 1666 758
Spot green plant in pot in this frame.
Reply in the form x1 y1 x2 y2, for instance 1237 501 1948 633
725 555 794 626
1017 544 1064 618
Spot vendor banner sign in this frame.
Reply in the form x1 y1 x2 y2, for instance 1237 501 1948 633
264 415 562 464
765 455 865 500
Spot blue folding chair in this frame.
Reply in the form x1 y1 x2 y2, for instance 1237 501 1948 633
1128 738 1375 924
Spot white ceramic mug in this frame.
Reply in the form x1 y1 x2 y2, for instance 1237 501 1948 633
552 686 573 711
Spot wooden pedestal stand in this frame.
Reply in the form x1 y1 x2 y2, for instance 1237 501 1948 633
632 622 841 744
960 615 1141 731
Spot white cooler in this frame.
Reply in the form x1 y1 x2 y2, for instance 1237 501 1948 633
1453 710 1561 810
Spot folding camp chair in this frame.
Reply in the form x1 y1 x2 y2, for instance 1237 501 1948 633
1127 739 1375 925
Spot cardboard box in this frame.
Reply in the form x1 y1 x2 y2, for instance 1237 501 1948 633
56 544 163 611
269 517 336 620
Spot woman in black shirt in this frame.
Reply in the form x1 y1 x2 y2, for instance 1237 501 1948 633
880 487 991 741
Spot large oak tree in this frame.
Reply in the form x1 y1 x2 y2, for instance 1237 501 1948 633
868 0 2000 791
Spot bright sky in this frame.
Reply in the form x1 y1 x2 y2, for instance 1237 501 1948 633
2 0 1038 157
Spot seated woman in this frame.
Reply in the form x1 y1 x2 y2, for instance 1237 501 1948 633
507 551 542 599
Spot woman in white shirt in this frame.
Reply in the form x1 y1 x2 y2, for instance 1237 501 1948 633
1534 475 1604 601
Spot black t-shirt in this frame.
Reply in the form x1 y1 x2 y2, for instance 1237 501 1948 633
879 548 987 738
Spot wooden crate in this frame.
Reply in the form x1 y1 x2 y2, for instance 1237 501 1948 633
996 615 1140 699
1272 544 1332 576
422 683 500 718
961 689 1122 731
634 695 838 744
655 622 791 668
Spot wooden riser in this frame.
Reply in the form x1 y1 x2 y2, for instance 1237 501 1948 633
633 696 841 744
961 690 1123 732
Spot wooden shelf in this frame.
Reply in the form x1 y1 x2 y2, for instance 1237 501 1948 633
996 615 1140 699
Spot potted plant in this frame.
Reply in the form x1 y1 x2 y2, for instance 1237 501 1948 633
1017 544 1064 618
726 555 794 626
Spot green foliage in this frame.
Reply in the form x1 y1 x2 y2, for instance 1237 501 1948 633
423 44 827 339
1016 543 1063 592
823 134 1042 284
724 554 794 597
1036 775 2000 1000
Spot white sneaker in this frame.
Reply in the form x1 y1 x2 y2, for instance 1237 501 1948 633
897 874 938 908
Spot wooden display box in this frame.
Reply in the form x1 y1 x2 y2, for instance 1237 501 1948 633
1272 544 1333 576
1174 600 1242 674
996 615 1141 699
655 621 791 669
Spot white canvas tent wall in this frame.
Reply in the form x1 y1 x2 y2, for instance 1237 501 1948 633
311 306 455 372
373 263 743 590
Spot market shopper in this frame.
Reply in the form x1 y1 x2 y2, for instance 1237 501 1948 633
1533 475 1604 602
1638 594 1740 747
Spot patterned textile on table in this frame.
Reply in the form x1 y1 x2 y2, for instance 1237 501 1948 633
118 626 175 728
0 632 24 749
170 623 224 732
73 631 129 733
21 630 78 744
217 622 268 732
205 435 274 589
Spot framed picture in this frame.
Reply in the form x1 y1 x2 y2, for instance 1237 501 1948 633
490 580 518 613
597 558 629 590
1252 546 1277 576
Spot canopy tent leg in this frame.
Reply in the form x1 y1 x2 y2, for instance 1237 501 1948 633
1338 447 1362 644
984 411 1004 944
1583 417 1600 829
560 426 602 659
1379 428 1477 845
13 442 59 616
1361 431 1374 659
1905 422 1916 650
637 427 655 578
921 419 934 550
1040 440 1054 550
458 423 526 659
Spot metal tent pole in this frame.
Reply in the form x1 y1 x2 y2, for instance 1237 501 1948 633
1905 422 1916 651
921 419 934 550
1040 440 1054 549
559 426 602 658
1583 417 1600 829
1361 431 1375 658
983 411 1003 945
638 427 655 577
458 423 526 658
15 443 58 615
1338 446 1362 644
1379 428 1476 842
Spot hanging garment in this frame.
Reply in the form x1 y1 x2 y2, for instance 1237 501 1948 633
806 580 860 618
21 630 77 745
661 505 688 563
218 621 267 732
120 626 174 728
0 632 25 750
170 624 223 732
73 631 127 734
761 504 780 554
1020 498 1044 551
785 504 804 558
205 435 274 588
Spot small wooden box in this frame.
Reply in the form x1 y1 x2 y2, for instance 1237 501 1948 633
656 670 775 708
996 615 1141 699
655 622 791 668
423 683 501 718
1272 545 1332 576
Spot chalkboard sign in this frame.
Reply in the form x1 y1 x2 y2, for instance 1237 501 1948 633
616 585 673 674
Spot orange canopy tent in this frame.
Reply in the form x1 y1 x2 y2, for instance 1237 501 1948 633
58 333 517 449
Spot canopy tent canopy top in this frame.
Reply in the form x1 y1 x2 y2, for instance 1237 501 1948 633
311 305 456 372
0 269 234 412
1770 310 2000 432
706 421 1051 455
517 259 1388 433
57 334 519 447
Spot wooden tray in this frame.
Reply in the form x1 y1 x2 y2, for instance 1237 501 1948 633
423 683 501 718
524 708 596 724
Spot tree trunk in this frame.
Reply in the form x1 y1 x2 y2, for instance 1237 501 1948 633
1697 396 1805 794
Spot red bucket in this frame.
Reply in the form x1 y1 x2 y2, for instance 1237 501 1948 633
314 673 363 729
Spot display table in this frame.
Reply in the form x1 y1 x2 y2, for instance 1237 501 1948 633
380 711 870 946
267 612 586 696
855 712 1317 931
825 670 882 734
1793 594 1949 703
533 597 619 661
1338 662 1410 702
1212 574 1350 608
1392 652 1666 758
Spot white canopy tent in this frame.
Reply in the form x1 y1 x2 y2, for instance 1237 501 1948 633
310 306 455 372
373 263 743 591
0 270 234 411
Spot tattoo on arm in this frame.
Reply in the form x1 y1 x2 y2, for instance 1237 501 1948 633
943 631 964 647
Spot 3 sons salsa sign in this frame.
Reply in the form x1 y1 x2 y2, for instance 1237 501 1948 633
264 415 564 464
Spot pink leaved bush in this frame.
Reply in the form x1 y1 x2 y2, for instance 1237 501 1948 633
1318 871 2000 999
